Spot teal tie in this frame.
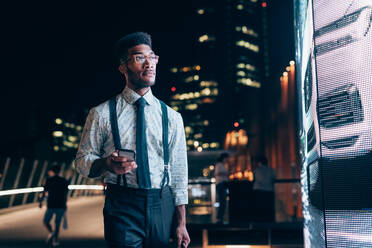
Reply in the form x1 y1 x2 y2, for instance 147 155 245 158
135 97 151 188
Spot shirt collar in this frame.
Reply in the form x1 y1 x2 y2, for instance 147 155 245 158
122 86 155 105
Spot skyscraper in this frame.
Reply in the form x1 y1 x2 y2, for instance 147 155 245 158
168 0 269 157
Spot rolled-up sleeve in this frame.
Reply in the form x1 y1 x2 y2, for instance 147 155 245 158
169 112 188 206
74 108 105 178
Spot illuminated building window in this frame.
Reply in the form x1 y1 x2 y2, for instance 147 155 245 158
201 88 211 96
235 26 258 38
53 146 59 151
185 76 194 83
194 133 203 139
198 34 216 43
68 136 77 142
236 4 244 10
236 63 245 69
170 68 178 73
246 64 256 71
187 139 194 146
200 81 218 87
210 142 220 148
202 143 209 149
185 126 193 134
237 78 261 88
203 120 209 126
237 71 246 77
236 40 259 53
76 125 82 131
55 118 63 125
197 9 205 15
53 131 63 137
185 104 198 110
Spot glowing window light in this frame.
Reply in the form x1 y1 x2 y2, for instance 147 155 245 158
237 4 244 10
203 143 210 149
53 146 59 151
170 67 178 73
210 142 219 148
203 120 209 126
185 126 192 133
187 139 194 145
68 136 77 142
76 125 82 131
237 63 245 69
185 104 198 110
197 9 205 15
194 133 203 139
237 71 246 77
53 131 63 137
199 34 209 42
55 118 63 125
201 88 211 96
246 64 256 71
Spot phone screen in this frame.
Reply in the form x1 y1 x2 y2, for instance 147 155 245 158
118 149 136 161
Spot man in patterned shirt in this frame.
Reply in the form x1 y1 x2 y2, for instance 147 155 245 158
75 32 190 248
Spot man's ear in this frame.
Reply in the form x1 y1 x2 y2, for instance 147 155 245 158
118 63 127 75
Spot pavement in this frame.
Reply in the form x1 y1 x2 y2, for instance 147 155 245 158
0 196 105 248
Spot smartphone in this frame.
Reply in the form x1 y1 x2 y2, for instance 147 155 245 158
118 149 136 162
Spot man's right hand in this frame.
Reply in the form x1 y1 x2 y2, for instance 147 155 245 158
105 150 137 175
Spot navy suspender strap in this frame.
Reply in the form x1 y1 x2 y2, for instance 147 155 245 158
160 100 170 196
109 97 126 186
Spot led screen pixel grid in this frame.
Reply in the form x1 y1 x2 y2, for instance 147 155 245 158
296 0 372 247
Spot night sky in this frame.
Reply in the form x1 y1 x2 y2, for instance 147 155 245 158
0 0 293 156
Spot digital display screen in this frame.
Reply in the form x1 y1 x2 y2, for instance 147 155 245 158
296 0 372 247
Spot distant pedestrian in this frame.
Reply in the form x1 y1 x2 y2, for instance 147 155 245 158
253 156 275 222
39 164 69 247
215 153 230 224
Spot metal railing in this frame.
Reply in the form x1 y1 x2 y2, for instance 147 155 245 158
0 157 103 209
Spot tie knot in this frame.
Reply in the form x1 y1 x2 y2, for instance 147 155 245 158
136 97 147 107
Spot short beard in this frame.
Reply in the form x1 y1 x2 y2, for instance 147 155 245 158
126 65 155 90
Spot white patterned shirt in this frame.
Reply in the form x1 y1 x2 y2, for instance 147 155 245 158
74 86 188 205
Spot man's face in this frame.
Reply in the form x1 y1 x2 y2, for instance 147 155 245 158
120 44 158 89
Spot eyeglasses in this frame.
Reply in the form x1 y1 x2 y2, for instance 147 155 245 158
126 54 159 65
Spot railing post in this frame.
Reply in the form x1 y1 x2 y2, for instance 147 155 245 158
0 157 11 190
33 161 48 202
22 160 39 205
9 158 25 207
68 172 77 198
73 174 83 197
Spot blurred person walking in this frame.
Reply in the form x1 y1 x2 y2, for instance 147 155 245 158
39 164 69 247
253 156 275 222
75 32 190 248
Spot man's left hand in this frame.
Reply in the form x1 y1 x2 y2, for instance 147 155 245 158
176 224 190 248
